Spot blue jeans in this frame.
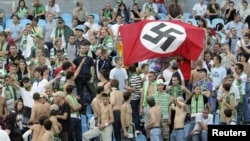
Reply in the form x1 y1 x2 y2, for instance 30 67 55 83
156 3 167 14
150 128 162 141
130 99 140 130
170 129 185 141
243 82 250 124
192 130 208 141
70 118 82 141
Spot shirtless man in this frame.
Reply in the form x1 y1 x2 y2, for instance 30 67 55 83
121 91 134 140
98 93 114 141
0 84 8 129
145 96 162 141
29 92 47 124
109 79 124 141
40 92 51 117
82 86 104 141
22 115 48 141
169 96 187 141
41 119 54 141
140 71 158 138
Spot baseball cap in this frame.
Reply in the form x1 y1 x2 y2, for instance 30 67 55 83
151 65 161 72
53 91 65 98
50 104 59 111
157 79 165 85
40 92 48 99
171 61 179 70
75 28 84 32
197 68 207 74
57 18 64 24
84 22 91 28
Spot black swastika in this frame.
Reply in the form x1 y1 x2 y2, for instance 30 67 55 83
143 23 184 51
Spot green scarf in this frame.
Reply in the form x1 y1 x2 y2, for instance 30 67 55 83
236 78 243 103
154 91 169 117
169 85 183 98
66 94 79 116
191 94 204 114
5 85 17 101
58 71 66 91
0 41 8 61
143 81 157 107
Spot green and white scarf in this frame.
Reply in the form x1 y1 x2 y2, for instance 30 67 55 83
191 94 204 114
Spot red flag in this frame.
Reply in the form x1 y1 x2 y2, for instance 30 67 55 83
119 20 205 66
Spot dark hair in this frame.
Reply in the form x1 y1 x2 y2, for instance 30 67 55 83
22 77 30 83
128 64 136 73
6 112 17 125
33 92 40 100
141 63 149 69
66 71 74 79
235 63 244 72
81 41 91 46
62 61 72 70
222 83 231 92
66 85 74 94
110 79 119 88
214 55 222 64
96 86 104 94
147 96 155 107
43 119 52 130
50 110 58 116
123 91 131 101
224 108 233 118
34 67 44 76
101 93 109 97
14 99 24 113
39 115 48 125
99 69 109 80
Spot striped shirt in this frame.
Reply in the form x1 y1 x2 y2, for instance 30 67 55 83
129 74 142 100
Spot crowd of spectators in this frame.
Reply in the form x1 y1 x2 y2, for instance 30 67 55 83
0 0 250 141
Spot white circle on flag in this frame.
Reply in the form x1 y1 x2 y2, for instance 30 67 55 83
140 21 187 54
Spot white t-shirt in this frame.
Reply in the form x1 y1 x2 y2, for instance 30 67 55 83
109 67 128 92
162 68 184 85
19 88 35 108
192 3 207 16
32 79 48 93
193 113 213 134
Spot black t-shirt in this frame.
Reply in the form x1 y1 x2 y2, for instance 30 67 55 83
207 3 220 13
225 9 236 23
73 56 94 79
58 102 71 132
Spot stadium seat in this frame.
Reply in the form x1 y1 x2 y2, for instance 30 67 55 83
60 13 73 24
211 18 225 28
0 25 3 32
158 13 167 20
4 14 11 21
5 19 13 29
183 12 192 21
38 19 46 28
185 19 198 26
204 18 212 28
20 19 31 27
91 13 100 23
